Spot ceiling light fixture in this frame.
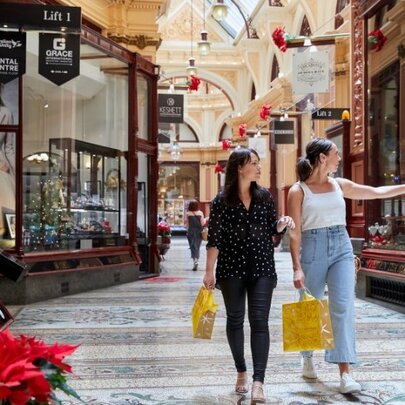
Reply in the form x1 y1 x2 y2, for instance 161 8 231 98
198 0 211 56
187 0 198 76
211 0 228 21
211 0 258 39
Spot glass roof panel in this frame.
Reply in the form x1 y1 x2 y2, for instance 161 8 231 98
208 0 257 39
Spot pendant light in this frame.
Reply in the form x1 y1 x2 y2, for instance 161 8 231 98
198 0 211 56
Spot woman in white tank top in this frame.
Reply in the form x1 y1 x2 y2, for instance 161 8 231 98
287 137 405 394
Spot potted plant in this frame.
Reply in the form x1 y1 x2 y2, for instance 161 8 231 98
0 329 81 405
157 221 171 256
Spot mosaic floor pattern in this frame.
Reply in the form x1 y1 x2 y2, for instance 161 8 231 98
8 237 405 405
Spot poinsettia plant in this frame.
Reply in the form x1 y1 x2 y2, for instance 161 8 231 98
259 104 272 120
157 221 171 237
368 29 387 52
271 26 294 52
214 163 224 174
0 330 81 405
221 139 232 151
238 124 247 138
187 75 201 91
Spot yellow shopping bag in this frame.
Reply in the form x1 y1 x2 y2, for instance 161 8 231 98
282 291 334 352
192 286 218 339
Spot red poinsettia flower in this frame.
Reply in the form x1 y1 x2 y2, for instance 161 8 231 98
214 163 224 174
187 75 201 91
222 139 232 151
259 104 271 120
272 26 288 52
0 330 80 405
158 221 171 236
238 124 247 137
368 29 387 52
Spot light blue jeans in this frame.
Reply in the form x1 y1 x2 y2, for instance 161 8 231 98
300 225 356 364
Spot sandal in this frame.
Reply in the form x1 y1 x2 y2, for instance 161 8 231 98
251 381 265 403
235 371 248 394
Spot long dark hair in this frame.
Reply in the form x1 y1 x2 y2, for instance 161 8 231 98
296 137 334 181
223 147 268 206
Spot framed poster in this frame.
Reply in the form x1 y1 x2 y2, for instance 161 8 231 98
5 213 15 239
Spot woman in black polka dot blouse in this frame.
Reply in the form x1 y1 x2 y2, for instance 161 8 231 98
203 147 295 403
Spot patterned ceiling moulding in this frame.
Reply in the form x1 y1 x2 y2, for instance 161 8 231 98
351 0 365 149
127 1 163 10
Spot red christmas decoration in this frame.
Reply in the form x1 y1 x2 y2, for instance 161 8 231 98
238 124 247 137
187 75 201 91
272 26 288 52
222 139 232 151
214 163 224 174
368 29 387 52
259 104 271 120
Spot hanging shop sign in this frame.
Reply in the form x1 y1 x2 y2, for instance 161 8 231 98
0 31 26 84
0 3 81 32
312 108 350 120
38 33 80 86
272 120 295 144
292 50 330 94
158 94 184 123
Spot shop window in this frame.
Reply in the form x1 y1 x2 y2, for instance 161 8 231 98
22 33 129 252
367 61 401 249
137 74 150 140
0 131 16 248
0 80 17 249
158 163 199 228
270 55 280 83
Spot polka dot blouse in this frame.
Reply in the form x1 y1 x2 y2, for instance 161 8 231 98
207 189 285 281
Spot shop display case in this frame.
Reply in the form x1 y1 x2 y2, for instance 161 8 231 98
158 198 185 226
23 138 127 251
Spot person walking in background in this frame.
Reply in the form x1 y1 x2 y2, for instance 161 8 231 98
185 200 205 271
203 147 295 403
287 137 405 394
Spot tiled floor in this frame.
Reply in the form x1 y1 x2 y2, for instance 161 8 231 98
7 237 405 404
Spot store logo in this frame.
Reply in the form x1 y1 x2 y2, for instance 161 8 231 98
0 39 23 49
296 57 327 86
167 97 175 106
53 37 66 50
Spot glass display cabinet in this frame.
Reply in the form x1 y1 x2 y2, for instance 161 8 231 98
23 138 127 251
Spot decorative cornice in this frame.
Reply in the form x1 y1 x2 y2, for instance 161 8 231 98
107 34 162 50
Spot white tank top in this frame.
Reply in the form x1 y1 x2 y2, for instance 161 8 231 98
299 178 346 232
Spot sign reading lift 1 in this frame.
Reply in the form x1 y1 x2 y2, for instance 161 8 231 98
0 3 81 86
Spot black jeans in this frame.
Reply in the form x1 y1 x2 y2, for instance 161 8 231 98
219 275 277 383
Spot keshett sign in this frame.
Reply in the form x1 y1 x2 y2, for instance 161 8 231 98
159 94 184 123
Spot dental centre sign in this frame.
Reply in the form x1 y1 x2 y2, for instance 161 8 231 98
0 3 81 85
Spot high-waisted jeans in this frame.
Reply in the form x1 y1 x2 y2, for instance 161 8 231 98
218 275 277 382
301 225 357 364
